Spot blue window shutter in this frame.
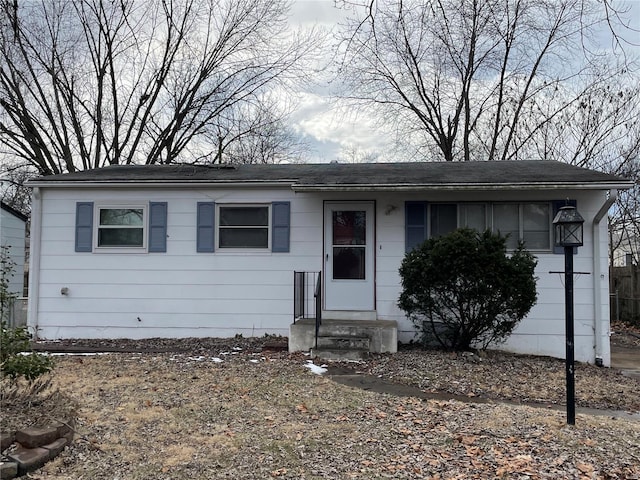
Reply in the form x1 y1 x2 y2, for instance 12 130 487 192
272 202 290 252
197 202 215 252
148 202 168 252
75 202 94 252
405 201 428 253
552 199 577 255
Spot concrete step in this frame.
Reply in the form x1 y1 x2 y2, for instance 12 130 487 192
311 347 369 361
289 318 398 354
312 335 371 361
316 336 370 351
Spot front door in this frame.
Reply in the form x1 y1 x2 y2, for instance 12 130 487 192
324 202 375 311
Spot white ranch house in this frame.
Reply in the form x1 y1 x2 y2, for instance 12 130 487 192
27 161 631 365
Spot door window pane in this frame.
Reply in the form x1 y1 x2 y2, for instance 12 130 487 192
333 211 366 245
333 247 365 280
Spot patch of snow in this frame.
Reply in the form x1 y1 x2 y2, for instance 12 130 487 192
303 362 327 375
212 357 223 363
249 359 259 363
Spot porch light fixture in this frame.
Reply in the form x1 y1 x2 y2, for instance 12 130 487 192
553 205 584 248
552 204 584 426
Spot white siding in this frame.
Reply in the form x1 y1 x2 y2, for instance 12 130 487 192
0 207 26 296
31 186 612 365
373 189 611 365
33 187 322 339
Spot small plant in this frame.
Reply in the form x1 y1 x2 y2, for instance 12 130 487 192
1 321 54 381
398 228 538 351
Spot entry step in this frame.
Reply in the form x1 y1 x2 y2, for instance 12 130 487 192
311 348 370 361
316 336 370 351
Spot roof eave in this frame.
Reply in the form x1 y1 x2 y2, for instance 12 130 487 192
291 181 634 191
27 180 297 188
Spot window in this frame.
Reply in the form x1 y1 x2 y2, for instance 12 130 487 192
430 204 457 237
75 202 166 253
459 204 487 231
430 203 488 237
405 201 552 253
97 207 145 247
492 203 551 250
218 205 270 249
493 204 520 250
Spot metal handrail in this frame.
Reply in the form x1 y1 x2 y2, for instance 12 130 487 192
314 272 322 348
293 271 321 325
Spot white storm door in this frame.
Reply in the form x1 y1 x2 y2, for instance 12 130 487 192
324 202 375 311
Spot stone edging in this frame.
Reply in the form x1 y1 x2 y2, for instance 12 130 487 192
0 421 74 479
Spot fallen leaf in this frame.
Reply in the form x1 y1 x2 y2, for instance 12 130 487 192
577 463 594 474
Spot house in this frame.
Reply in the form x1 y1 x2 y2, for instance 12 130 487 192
26 161 632 365
1 201 27 297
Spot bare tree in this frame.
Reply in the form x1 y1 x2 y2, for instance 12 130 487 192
0 161 34 215
0 0 319 175
334 0 638 163
204 94 309 164
336 144 380 163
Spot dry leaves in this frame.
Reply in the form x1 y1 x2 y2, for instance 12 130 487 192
2 336 639 479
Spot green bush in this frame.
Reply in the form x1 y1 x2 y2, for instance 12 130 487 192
398 228 538 351
1 321 54 381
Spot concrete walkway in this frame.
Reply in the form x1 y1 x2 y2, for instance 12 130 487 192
326 354 640 422
611 344 640 380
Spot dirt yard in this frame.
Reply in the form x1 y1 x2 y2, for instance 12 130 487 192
2 333 639 479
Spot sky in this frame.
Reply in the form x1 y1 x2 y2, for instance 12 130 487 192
287 0 396 162
286 0 640 163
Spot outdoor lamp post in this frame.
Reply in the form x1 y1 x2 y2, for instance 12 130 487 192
552 205 585 425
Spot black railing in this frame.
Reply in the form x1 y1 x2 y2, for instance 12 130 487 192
293 271 321 323
314 272 322 349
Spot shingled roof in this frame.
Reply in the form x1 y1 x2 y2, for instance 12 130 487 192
28 160 632 191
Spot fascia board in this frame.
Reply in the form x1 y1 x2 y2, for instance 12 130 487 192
291 181 634 192
26 180 296 189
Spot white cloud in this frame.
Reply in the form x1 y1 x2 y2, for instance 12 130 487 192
290 91 395 162
288 0 348 28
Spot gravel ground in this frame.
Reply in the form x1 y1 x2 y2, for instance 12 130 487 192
1 331 639 479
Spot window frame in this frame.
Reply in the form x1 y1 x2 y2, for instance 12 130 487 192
422 202 552 252
216 203 272 250
490 202 552 252
94 204 148 252
430 202 490 238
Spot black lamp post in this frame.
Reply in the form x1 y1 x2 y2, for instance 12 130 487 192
552 205 585 425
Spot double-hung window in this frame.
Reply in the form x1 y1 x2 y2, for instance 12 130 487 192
492 203 551 250
97 207 145 248
218 205 270 249
75 201 166 253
